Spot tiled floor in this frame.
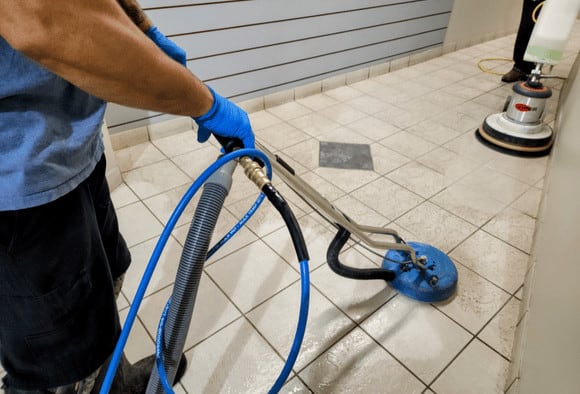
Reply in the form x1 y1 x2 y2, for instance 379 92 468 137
104 27 579 393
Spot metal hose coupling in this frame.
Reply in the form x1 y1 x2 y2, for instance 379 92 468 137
238 156 271 190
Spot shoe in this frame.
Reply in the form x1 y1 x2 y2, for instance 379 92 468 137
91 353 188 394
501 67 528 83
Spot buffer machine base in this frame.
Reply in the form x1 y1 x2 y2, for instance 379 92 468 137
477 66 554 157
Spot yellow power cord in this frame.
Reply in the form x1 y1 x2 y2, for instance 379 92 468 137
477 58 513 76
532 1 545 23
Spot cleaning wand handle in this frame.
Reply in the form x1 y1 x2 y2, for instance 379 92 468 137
213 134 244 153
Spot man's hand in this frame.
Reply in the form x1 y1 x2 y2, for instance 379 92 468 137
194 87 255 149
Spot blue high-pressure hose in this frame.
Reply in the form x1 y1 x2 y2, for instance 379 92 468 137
100 148 310 394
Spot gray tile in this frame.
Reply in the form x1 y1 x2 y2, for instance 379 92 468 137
319 141 374 171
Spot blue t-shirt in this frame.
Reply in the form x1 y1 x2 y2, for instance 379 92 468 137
0 36 106 211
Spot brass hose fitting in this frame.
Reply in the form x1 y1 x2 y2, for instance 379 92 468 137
238 156 271 190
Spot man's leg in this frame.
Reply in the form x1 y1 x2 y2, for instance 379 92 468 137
503 0 541 82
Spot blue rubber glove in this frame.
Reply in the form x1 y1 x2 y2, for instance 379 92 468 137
194 86 255 149
145 26 187 66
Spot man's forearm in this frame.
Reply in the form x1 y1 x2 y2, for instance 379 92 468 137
117 0 153 32
0 0 212 117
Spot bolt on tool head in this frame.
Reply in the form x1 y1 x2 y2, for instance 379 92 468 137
383 242 458 302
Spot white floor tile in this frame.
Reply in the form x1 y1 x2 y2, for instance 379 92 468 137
483 208 536 253
431 110 482 134
370 143 411 175
511 187 542 218
362 296 471 383
450 231 529 294
116 142 166 172
117 201 164 247
431 183 506 227
395 202 477 253
151 130 201 158
249 110 284 130
458 167 530 206
297 93 340 111
323 86 364 102
256 122 310 151
345 116 401 142
406 121 463 146
344 95 392 115
110 182 139 209
485 155 547 186
319 103 368 126
205 240 300 312
123 160 191 200
119 308 156 364
380 132 438 159
279 138 320 170
351 177 424 220
386 162 452 199
434 264 510 334
267 101 312 121
171 144 226 179
300 328 426 393
316 126 373 145
288 113 342 138
124 235 183 300
281 378 312 393
142 184 201 228
247 284 354 371
180 318 284 393
431 339 509 394
416 147 480 182
314 167 379 194
479 297 521 359
374 104 422 129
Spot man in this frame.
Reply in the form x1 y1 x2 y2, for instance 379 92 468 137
0 1 254 392
502 0 544 82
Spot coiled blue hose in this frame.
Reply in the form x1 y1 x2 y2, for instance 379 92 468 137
101 148 310 393
100 149 270 394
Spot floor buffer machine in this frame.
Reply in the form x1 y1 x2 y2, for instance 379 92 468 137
476 0 580 156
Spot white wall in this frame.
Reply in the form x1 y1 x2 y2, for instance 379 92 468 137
445 0 522 49
106 0 454 133
507 51 580 394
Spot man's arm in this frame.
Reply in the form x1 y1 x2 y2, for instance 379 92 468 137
116 0 153 32
0 0 212 117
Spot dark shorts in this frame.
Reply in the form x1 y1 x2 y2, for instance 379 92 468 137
0 155 131 390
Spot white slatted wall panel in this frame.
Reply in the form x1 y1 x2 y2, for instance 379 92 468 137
106 0 454 131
